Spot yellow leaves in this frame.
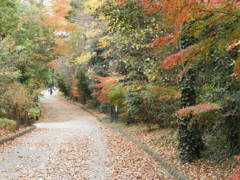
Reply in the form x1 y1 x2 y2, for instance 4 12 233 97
83 0 103 13
86 29 102 38
100 49 113 58
150 86 181 100
73 52 96 65
97 36 112 49
231 55 240 80
0 71 19 76
32 53 49 61
71 79 81 98
47 61 57 69
233 57 240 75
54 39 70 55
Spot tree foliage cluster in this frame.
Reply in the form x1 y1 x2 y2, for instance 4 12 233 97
56 0 240 169
0 0 57 130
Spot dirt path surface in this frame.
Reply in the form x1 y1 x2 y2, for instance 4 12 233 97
0 90 173 180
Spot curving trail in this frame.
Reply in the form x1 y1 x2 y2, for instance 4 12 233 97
0 90 173 180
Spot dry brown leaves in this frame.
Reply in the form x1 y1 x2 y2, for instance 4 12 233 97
95 122 174 180
117 123 238 180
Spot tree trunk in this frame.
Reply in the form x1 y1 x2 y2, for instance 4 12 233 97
178 69 203 162
13 103 20 130
226 115 240 155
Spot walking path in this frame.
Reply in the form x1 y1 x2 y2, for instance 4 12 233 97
0 90 173 180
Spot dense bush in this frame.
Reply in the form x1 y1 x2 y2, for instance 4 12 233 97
0 83 44 128
56 75 71 97
0 118 16 132
28 106 41 121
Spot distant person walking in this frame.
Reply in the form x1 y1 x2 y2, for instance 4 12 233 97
49 86 54 95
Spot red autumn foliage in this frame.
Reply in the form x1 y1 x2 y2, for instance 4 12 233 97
142 0 238 16
175 103 219 117
140 0 162 14
91 74 119 103
142 0 201 26
71 88 80 98
161 45 195 69
152 34 175 47
149 0 239 52
91 74 118 87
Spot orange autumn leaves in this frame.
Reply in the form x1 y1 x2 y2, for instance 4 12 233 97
161 45 196 69
91 75 120 103
227 40 240 75
144 0 202 70
175 103 220 117
151 34 176 47
141 0 240 72
42 0 76 55
42 0 76 32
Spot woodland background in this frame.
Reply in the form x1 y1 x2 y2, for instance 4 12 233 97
1 0 240 179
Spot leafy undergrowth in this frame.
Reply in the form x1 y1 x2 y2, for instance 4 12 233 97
98 115 238 179
0 118 27 139
0 118 16 131
0 118 16 139
116 123 238 179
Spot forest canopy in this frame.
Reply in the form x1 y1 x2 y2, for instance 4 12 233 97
55 0 240 166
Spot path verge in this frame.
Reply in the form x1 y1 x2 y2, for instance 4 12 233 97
0 126 36 145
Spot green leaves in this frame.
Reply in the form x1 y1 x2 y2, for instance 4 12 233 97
0 0 56 127
0 0 19 37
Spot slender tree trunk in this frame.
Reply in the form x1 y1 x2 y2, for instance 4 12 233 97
178 69 203 162
13 103 20 130
110 105 115 122
226 115 240 155
24 111 30 126
80 95 86 105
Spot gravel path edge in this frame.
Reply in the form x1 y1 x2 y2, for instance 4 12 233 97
72 101 190 180
104 123 190 180
0 125 36 145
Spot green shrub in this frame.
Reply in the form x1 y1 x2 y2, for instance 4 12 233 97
0 83 32 121
0 118 16 132
56 75 71 97
0 108 6 118
86 99 100 109
28 106 41 121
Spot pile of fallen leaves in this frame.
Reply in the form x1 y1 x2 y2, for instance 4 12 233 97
97 122 174 180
